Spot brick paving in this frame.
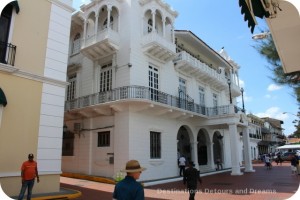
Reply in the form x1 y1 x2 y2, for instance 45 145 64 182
60 162 300 200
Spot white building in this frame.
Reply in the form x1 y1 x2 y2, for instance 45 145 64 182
62 0 254 182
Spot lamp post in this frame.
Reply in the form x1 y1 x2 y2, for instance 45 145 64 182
227 79 232 104
241 87 245 112
283 112 299 117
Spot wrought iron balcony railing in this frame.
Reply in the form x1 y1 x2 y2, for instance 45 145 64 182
65 85 231 117
0 41 16 66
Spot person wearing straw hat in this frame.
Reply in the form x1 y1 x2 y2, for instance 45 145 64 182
113 160 146 200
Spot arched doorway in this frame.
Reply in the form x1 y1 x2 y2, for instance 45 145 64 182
177 126 192 163
197 129 208 165
213 131 223 164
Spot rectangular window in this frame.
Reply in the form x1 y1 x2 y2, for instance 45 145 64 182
67 74 76 100
62 132 74 156
100 63 112 92
149 66 159 101
150 131 161 159
98 131 110 147
213 93 218 115
179 77 186 109
198 86 206 114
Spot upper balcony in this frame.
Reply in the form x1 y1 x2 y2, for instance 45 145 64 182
81 28 120 60
142 32 176 63
64 85 241 121
174 51 228 90
0 41 16 66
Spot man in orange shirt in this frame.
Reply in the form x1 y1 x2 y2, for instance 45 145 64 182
18 154 40 200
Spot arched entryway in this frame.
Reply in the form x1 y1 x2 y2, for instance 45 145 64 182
177 126 192 163
213 131 223 164
197 129 209 165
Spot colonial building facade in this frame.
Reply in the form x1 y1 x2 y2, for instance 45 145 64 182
62 0 254 182
0 0 73 196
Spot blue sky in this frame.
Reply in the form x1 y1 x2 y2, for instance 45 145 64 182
0 0 296 135
71 0 298 135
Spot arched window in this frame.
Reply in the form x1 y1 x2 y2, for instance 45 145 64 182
147 19 153 33
72 33 81 55
103 16 114 29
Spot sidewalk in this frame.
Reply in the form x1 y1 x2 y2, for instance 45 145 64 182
59 162 300 200
11 162 299 200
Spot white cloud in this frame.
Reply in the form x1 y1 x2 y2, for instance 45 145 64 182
267 84 282 91
255 107 287 121
239 79 245 88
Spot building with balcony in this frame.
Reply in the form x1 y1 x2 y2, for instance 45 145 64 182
247 114 263 159
259 117 285 154
0 0 73 197
62 0 255 181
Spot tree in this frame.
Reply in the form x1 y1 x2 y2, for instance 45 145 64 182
254 34 300 136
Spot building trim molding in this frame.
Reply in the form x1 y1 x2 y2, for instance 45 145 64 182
0 64 69 88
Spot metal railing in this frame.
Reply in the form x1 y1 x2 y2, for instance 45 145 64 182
65 85 231 117
0 41 16 66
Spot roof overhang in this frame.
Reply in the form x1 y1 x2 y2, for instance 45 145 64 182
239 0 300 74
265 0 300 74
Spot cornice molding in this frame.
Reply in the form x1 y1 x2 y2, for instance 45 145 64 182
0 64 69 88
48 0 75 13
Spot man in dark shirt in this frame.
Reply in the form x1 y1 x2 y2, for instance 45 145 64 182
183 161 202 200
113 160 146 200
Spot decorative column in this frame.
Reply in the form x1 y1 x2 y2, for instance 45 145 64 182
191 141 199 170
83 19 87 47
172 24 175 43
208 139 215 170
162 18 166 37
151 9 156 32
107 5 112 30
228 123 243 175
242 127 255 172
95 14 99 35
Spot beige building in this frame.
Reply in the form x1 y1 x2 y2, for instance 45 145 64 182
0 0 73 197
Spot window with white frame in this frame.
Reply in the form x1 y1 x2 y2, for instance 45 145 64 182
103 16 114 29
98 131 110 147
212 93 218 115
100 63 112 92
72 33 81 55
179 77 187 109
199 86 205 106
150 131 161 159
67 74 76 100
149 66 158 101
147 19 153 33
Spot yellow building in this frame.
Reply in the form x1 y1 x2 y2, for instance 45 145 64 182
0 0 73 197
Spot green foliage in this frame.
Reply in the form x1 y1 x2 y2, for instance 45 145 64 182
254 34 300 135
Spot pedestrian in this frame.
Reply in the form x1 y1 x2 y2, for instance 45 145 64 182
276 153 283 165
264 154 271 169
178 155 186 176
183 161 202 200
113 160 146 200
290 155 299 174
18 153 40 200
216 157 222 170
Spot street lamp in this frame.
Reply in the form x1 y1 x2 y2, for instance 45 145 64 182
252 32 271 40
283 112 299 117
240 87 245 112
227 79 232 104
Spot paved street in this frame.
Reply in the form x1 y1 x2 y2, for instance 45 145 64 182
61 162 300 200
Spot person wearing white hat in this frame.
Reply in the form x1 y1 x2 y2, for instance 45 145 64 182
113 160 146 200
